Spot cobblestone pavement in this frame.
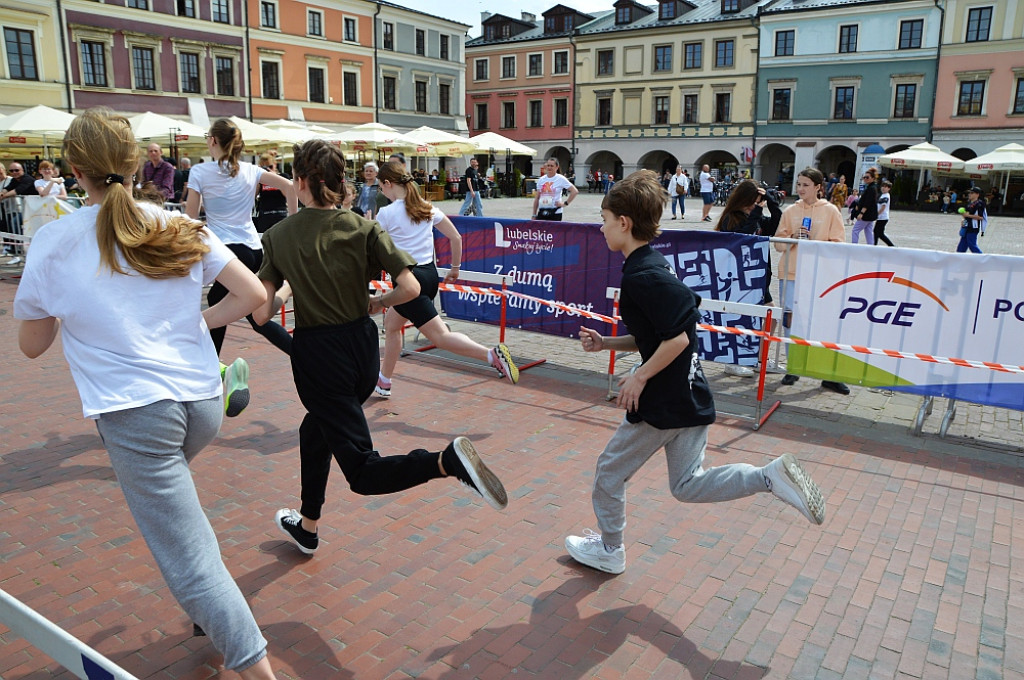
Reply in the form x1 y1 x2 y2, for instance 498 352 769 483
0 193 1021 680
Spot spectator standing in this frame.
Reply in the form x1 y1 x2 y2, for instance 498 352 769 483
667 165 689 220
699 164 715 222
34 161 68 198
143 143 175 201
460 158 484 217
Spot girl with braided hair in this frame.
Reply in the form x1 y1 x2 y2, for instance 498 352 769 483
186 118 297 416
373 159 518 399
253 140 508 556
15 107 278 679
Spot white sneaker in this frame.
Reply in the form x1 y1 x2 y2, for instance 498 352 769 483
725 364 755 377
763 454 825 525
375 375 392 398
565 529 625 574
7 256 22 266
761 358 786 374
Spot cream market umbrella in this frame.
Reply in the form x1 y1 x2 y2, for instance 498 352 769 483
0 105 76 156
877 142 964 171
324 122 419 154
406 126 477 157
226 116 291 151
128 112 208 151
468 131 538 157
964 143 1024 204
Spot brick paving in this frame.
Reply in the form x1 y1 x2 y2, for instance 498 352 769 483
1 196 1022 679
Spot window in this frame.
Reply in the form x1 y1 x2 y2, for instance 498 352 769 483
215 56 233 96
899 19 923 49
771 88 791 120
684 42 702 69
415 29 425 55
529 100 542 127
554 98 567 126
615 7 630 24
597 49 613 76
308 10 323 37
475 103 488 130
4 28 37 80
966 7 991 42
833 86 854 119
775 30 794 57
439 83 450 114
715 40 734 67
475 59 488 80
957 80 984 116
683 94 698 123
132 46 155 90
528 54 542 76
654 45 672 72
714 92 730 123
212 0 229 23
502 56 515 78
554 50 569 74
1015 78 1024 115
564 15 574 31
485 25 495 40
343 71 357 105
126 0 148 8
383 75 396 109
260 1 276 28
839 25 857 53
659 1 676 20
654 95 669 124
261 61 280 99
597 97 612 125
308 66 324 103
178 0 195 18
81 41 107 87
180 52 200 93
502 101 515 128
893 83 916 118
415 80 427 112
440 35 449 60
722 0 739 10
344 17 356 41
545 16 555 32
383 22 393 50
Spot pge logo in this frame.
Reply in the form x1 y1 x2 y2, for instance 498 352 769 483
819 272 949 327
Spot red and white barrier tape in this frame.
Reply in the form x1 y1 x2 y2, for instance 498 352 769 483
369 281 1024 375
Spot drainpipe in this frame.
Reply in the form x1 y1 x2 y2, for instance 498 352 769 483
373 1 382 123
244 0 253 119
927 0 946 143
750 10 760 179
569 28 577 174
56 0 73 113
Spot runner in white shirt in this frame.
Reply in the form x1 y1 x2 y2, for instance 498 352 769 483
699 164 716 222
373 159 518 398
14 107 278 680
532 158 579 221
186 118 297 415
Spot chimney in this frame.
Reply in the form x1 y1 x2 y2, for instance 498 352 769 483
481 11 492 22
521 11 536 22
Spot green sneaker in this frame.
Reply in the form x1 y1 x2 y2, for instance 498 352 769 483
222 358 250 417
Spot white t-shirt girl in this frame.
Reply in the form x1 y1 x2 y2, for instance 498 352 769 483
536 173 573 214
186 160 264 249
14 203 234 418
35 178 63 196
375 199 443 265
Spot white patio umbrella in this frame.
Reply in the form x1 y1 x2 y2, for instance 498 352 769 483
128 112 208 151
468 131 538 157
0 105 77 156
964 143 1024 204
324 122 419 153
406 126 477 157
877 142 964 171
227 116 291 150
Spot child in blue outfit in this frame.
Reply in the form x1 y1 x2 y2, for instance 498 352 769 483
956 187 986 254
565 170 826 575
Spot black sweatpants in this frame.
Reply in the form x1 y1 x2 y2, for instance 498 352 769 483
207 243 293 356
291 318 442 521
873 220 894 247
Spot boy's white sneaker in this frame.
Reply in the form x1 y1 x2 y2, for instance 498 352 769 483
565 529 625 574
763 454 826 525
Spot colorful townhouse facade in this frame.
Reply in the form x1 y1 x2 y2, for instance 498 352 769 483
756 0 942 190
0 0 66 114
930 1 1024 159
464 6 595 174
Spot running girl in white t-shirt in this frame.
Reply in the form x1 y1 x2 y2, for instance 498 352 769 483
14 108 278 680
186 118 297 415
374 159 518 398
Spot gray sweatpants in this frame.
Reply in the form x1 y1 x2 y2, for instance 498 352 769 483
593 418 767 546
96 398 267 672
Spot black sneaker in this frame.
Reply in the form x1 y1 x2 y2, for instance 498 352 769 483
274 508 318 554
821 380 851 395
441 437 508 510
781 374 799 386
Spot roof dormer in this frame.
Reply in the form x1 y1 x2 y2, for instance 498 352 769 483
721 0 757 14
613 0 653 25
481 13 535 41
657 0 697 21
542 4 595 34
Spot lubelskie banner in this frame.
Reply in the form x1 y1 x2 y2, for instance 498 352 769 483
789 241 1024 411
440 216 770 367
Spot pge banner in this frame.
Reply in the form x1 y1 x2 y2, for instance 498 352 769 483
439 217 769 366
789 241 1024 411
